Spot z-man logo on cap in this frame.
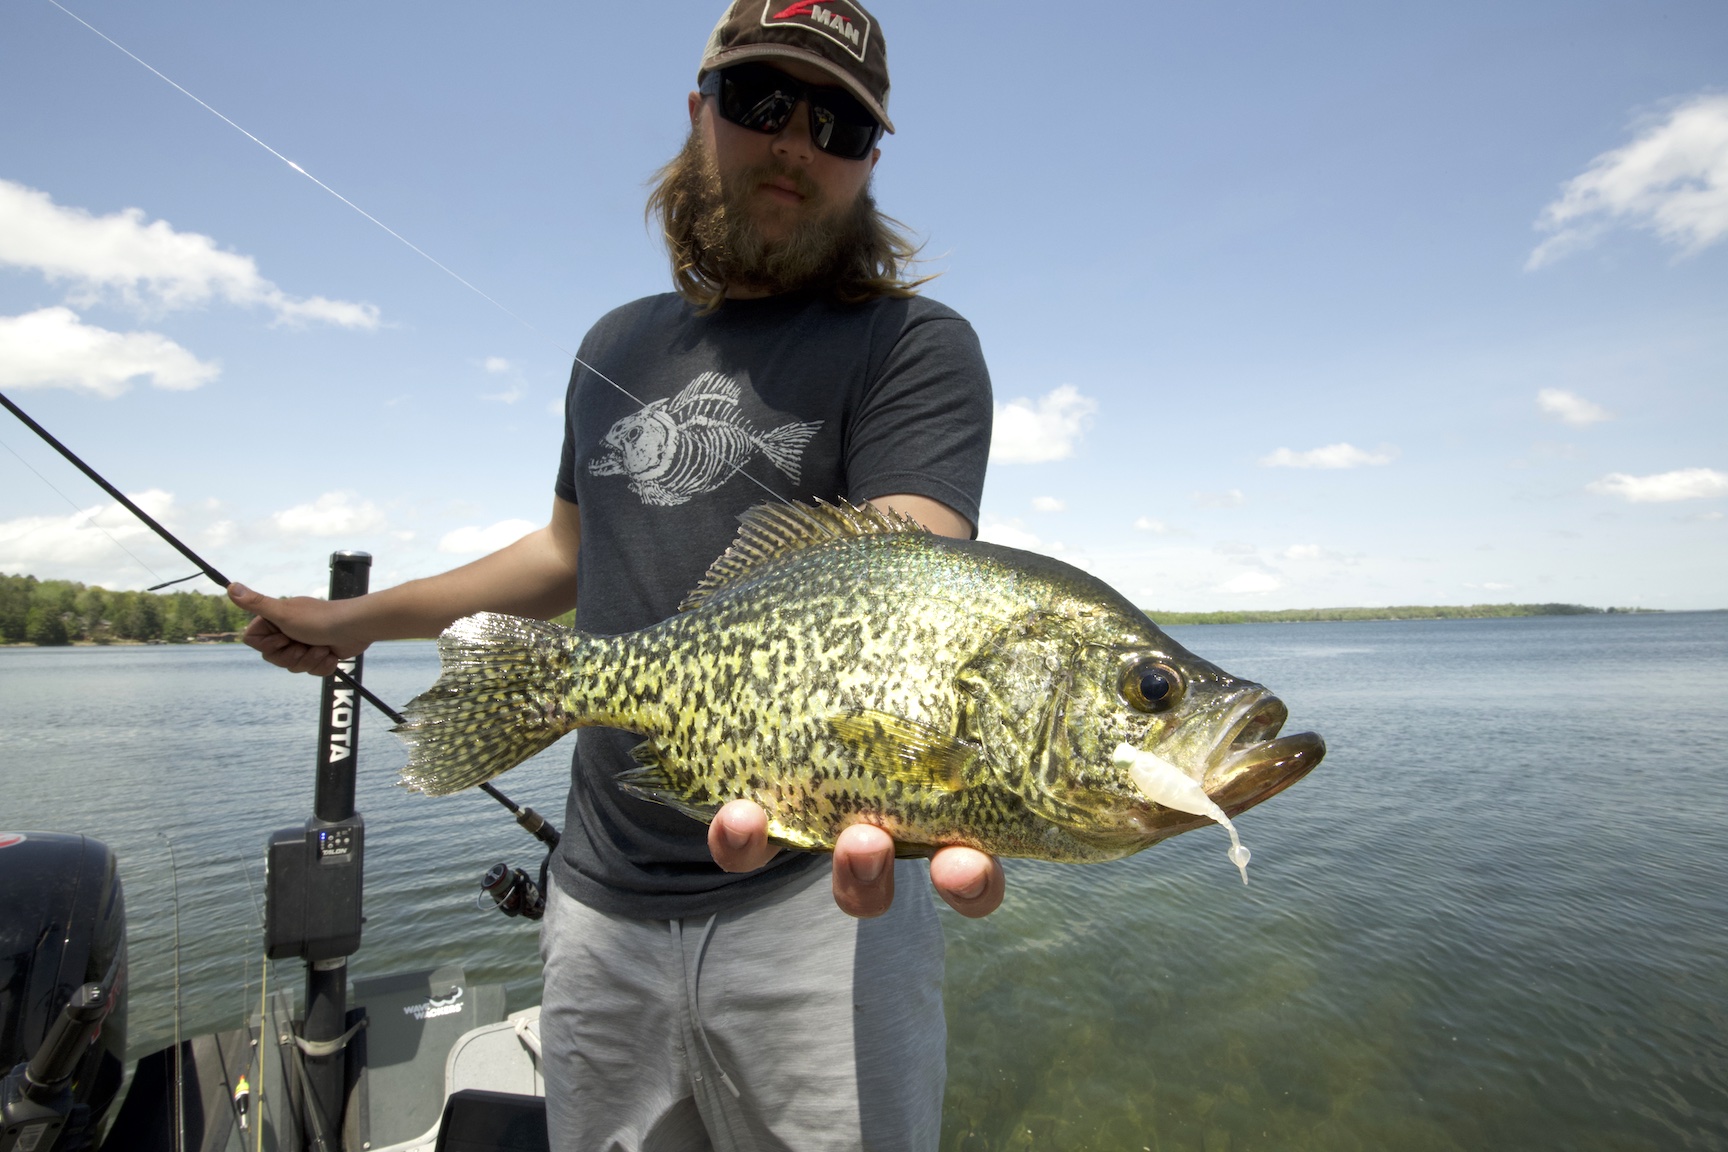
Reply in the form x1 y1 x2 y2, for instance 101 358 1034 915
762 0 872 63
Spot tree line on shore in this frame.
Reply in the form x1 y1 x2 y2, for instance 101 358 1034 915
0 574 252 645
1 571 1655 646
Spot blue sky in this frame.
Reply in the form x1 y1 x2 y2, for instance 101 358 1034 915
2 0 1724 611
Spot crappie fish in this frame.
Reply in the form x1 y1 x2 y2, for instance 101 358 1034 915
396 501 1323 867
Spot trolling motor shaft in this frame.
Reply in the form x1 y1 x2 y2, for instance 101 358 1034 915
0 983 109 1152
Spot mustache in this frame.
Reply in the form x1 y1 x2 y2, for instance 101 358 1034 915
725 161 823 206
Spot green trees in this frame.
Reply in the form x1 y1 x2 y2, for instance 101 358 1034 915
1145 603 1612 625
0 573 252 644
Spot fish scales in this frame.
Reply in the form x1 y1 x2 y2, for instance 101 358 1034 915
395 501 1325 865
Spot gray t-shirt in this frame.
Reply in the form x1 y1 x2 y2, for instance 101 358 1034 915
550 289 993 919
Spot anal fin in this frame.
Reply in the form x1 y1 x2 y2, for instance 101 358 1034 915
826 710 979 793
616 740 722 823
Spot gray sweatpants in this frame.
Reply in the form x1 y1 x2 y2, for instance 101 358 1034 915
538 860 947 1152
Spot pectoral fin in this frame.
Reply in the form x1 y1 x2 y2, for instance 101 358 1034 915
826 710 979 792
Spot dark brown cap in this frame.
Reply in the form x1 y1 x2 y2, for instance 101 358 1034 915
699 0 894 134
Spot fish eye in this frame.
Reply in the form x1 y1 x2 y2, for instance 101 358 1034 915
1121 658 1184 712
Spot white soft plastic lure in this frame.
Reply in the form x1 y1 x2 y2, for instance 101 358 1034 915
1113 743 1253 884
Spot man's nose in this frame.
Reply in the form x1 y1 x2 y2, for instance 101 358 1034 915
770 100 816 165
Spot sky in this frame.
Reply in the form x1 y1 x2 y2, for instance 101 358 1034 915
1 0 1724 611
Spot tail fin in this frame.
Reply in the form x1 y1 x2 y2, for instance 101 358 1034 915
394 612 580 797
754 420 821 482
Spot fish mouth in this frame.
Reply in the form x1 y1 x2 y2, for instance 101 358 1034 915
1203 692 1324 819
1128 691 1324 843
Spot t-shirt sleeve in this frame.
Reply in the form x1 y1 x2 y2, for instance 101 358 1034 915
845 313 993 534
554 356 584 505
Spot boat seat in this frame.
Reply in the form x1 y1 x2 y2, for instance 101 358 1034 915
350 964 507 1150
432 1089 549 1152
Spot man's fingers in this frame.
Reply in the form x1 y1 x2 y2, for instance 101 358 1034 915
242 618 287 653
709 800 779 873
930 846 1004 918
287 645 340 676
832 823 895 918
232 583 364 674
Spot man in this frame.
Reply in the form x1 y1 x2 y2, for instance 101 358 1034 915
231 2 1000 1147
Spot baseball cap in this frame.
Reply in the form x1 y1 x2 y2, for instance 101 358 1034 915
698 0 894 134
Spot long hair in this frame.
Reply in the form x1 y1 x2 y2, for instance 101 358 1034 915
646 128 933 312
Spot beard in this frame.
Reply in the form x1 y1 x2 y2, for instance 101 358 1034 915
660 128 877 296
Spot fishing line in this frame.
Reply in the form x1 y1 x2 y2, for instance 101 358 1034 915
5 389 566 844
0 430 175 585
0 390 230 587
161 833 187 1152
40 0 800 510
0 388 562 838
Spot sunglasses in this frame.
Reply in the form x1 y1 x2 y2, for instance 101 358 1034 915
700 63 883 161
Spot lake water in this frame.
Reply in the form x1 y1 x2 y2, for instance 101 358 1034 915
2 612 1724 1150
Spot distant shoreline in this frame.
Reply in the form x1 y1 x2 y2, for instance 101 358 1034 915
1146 603 1671 625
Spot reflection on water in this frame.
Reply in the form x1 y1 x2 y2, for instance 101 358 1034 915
2 612 1725 1150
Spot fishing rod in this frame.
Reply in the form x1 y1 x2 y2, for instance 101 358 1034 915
0 387 558 846
19 0 820 847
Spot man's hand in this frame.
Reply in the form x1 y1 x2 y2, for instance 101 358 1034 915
229 584 370 676
708 799 1006 919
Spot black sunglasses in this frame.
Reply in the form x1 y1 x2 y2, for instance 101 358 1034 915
700 63 883 161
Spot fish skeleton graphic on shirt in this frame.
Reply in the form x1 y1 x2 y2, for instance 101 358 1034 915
588 371 823 507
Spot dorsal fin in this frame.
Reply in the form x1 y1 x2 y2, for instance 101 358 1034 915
679 499 927 611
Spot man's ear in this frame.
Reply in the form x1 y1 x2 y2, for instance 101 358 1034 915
688 91 703 127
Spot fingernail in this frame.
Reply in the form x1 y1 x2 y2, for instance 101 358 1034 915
955 875 987 900
228 583 249 598
721 815 751 851
850 852 885 884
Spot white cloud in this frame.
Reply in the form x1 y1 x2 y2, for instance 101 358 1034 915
0 307 219 396
1528 93 1728 268
1466 582 1514 591
1218 572 1282 595
1283 544 1323 560
976 516 1044 551
1260 443 1394 469
990 385 1096 464
1587 468 1728 503
0 179 379 327
483 357 512 374
0 490 175 572
271 492 387 537
438 518 537 555
1191 489 1246 509
1134 516 1170 533
1537 388 1613 427
1031 496 1065 513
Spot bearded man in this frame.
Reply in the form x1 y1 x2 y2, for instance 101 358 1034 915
231 2 999 1147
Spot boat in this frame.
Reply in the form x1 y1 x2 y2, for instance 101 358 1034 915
0 551 556 1152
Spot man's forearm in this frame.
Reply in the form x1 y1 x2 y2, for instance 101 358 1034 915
316 497 581 644
347 530 576 638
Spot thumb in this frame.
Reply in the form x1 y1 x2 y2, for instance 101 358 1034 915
227 582 267 609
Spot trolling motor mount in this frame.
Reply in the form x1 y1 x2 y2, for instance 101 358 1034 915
0 832 127 1152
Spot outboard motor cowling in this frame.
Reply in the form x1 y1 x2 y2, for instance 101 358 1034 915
0 832 127 1150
